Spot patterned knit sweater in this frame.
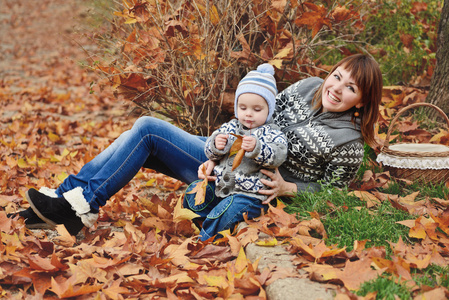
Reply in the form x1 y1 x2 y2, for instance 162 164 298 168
273 77 364 193
205 119 288 200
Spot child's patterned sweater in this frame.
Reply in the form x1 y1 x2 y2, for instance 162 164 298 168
205 119 288 201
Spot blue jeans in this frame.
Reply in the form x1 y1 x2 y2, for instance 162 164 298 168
54 117 207 210
184 180 267 241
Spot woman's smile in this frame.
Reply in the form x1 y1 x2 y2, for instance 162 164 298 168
327 91 341 104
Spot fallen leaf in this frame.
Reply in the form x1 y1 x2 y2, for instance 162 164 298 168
173 195 200 223
186 165 208 205
53 225 77 247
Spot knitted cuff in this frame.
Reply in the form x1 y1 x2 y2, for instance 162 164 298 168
62 187 98 228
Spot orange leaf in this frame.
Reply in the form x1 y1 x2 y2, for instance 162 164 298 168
331 6 353 22
102 279 129 299
230 134 246 171
28 255 58 272
186 165 208 205
229 133 243 155
338 258 386 290
50 277 102 298
232 148 245 171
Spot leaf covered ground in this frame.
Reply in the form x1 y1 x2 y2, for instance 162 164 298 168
1 0 449 299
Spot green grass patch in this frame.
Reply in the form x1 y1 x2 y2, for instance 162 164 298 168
412 265 449 289
357 275 412 299
283 147 449 297
284 186 411 253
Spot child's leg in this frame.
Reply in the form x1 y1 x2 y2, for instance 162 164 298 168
198 194 267 241
183 180 219 219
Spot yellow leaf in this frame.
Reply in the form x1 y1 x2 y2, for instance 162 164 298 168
204 275 228 288
429 129 447 143
209 5 220 25
409 224 427 239
57 172 69 183
234 247 248 278
173 195 200 222
269 59 283 69
256 237 278 247
125 17 137 24
17 158 28 168
61 148 70 157
145 178 156 186
48 132 60 142
274 45 292 59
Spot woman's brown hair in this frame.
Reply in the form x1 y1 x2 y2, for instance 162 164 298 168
312 54 383 147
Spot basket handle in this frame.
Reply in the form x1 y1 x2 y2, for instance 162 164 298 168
383 102 449 149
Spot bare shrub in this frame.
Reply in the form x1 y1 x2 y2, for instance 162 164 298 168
92 0 369 135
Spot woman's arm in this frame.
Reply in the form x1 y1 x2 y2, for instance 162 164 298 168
322 141 364 188
258 168 298 204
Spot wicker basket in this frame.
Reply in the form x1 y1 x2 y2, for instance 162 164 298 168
377 103 449 184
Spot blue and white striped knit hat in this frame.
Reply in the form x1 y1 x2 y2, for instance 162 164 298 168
234 63 278 123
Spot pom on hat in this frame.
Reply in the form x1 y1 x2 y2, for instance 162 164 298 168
234 63 278 123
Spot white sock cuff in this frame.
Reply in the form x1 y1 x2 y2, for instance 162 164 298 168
63 187 91 214
39 187 58 198
80 213 99 228
62 187 98 228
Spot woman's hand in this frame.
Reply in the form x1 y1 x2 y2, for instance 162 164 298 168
198 160 217 181
259 168 297 204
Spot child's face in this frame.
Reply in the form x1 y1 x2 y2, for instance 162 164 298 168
236 93 269 129
321 66 363 113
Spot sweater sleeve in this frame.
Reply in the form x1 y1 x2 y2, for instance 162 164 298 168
245 126 288 168
205 120 238 160
323 140 364 188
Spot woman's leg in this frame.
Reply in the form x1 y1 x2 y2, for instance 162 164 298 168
56 116 207 210
24 116 208 234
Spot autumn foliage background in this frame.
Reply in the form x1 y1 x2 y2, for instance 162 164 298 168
1 0 449 299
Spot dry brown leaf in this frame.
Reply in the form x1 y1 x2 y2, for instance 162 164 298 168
173 195 200 223
186 164 209 205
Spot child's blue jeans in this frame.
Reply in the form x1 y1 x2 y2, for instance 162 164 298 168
183 180 267 241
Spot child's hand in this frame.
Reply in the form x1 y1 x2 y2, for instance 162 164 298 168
198 160 217 181
241 136 256 152
215 134 228 150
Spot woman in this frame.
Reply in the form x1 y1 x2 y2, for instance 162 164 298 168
12 54 382 237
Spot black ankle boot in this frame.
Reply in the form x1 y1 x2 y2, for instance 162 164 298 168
26 188 85 236
7 208 52 229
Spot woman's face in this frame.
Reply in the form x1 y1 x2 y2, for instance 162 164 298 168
321 67 363 113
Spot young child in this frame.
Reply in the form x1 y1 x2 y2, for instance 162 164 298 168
184 63 288 241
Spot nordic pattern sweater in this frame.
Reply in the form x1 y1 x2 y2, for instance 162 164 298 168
273 77 364 193
205 119 288 201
